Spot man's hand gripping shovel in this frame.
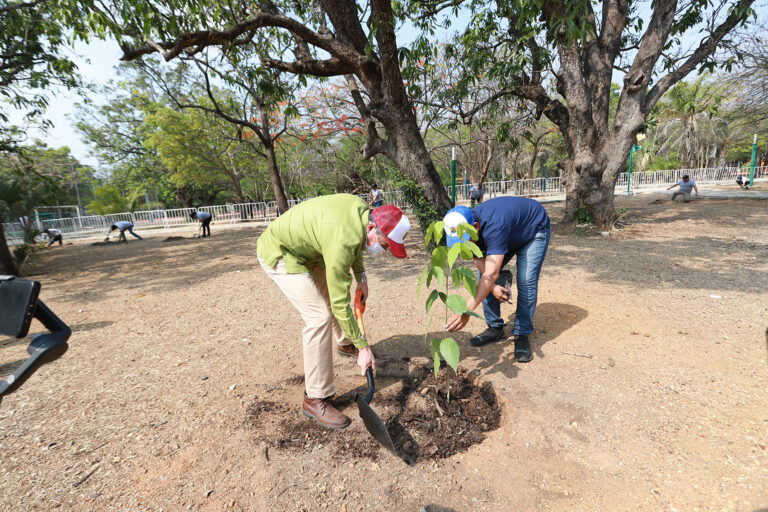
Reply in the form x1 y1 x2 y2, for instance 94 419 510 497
353 289 400 458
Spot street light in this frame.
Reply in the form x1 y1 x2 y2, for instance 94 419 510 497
626 134 645 195
749 133 757 187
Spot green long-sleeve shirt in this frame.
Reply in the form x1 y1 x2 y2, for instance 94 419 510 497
256 194 369 348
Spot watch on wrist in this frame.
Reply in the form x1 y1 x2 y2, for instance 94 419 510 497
360 271 367 283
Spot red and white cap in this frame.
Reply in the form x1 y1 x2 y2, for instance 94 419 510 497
371 205 410 258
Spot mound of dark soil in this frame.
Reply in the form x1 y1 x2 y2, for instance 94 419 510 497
244 364 501 463
387 365 501 461
162 236 187 242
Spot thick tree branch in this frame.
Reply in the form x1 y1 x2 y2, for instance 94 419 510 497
344 74 396 161
120 10 351 65
646 0 756 108
262 56 355 76
0 0 45 14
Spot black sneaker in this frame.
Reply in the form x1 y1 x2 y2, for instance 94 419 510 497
470 327 506 347
514 335 533 362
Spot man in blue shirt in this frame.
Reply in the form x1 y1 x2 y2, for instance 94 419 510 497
667 175 698 202
191 210 213 237
105 221 143 242
443 198 550 362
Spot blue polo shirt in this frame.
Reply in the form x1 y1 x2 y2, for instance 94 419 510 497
195 211 212 222
473 197 550 258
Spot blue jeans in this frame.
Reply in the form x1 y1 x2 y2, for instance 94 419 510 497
372 200 383 207
120 228 143 241
480 227 550 335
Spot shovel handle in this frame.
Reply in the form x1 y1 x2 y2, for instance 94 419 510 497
363 367 375 405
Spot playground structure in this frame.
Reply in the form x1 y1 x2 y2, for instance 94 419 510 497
3 165 766 245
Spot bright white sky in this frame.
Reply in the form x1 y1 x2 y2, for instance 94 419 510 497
7 2 767 168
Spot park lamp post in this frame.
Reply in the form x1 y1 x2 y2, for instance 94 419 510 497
451 146 456 205
749 133 757 187
626 143 643 195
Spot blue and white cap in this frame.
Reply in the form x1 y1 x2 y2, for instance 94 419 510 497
443 206 475 247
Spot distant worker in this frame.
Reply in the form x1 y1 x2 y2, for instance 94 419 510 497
191 210 212 237
470 182 485 207
41 228 63 247
667 175 698 203
369 183 383 208
105 221 143 242
257 195 411 429
736 175 750 190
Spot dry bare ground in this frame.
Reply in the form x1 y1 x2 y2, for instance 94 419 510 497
1 191 767 511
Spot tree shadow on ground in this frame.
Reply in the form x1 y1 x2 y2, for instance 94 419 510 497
350 302 587 386
30 228 266 303
460 302 588 380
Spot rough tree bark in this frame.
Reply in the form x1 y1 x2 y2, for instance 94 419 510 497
0 224 18 275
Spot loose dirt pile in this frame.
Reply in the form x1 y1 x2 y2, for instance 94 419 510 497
244 365 501 463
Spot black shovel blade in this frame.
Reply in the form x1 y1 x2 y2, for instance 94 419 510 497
356 393 398 456
356 367 398 457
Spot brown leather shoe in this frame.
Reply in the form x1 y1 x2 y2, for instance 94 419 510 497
337 344 359 358
302 394 351 429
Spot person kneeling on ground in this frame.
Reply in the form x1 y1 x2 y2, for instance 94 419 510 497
257 195 411 429
105 221 143 242
667 175 698 202
443 198 550 363
736 175 750 190
42 228 63 247
190 210 212 237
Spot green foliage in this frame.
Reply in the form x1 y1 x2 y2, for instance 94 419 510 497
385 167 439 234
87 185 144 215
12 227 41 274
575 207 593 225
420 221 480 387
0 1 87 151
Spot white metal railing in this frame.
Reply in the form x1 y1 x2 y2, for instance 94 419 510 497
4 166 766 245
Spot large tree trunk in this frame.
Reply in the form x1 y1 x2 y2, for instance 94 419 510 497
0 224 19 275
259 104 290 214
264 139 290 214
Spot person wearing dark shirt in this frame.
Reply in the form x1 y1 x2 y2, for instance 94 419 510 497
443 198 550 362
191 210 213 237
105 221 143 242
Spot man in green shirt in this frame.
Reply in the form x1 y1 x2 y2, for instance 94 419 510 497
257 195 411 429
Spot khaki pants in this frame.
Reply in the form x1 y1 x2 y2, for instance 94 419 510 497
258 257 350 398
671 190 692 202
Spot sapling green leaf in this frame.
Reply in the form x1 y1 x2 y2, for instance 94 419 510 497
433 221 445 244
458 267 477 296
426 289 440 312
459 244 473 260
447 243 461 269
431 265 444 288
459 222 478 240
416 266 429 298
451 267 463 289
446 294 468 314
465 241 484 258
430 246 448 270
439 338 460 374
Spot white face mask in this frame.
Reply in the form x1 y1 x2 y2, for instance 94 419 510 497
365 238 386 257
